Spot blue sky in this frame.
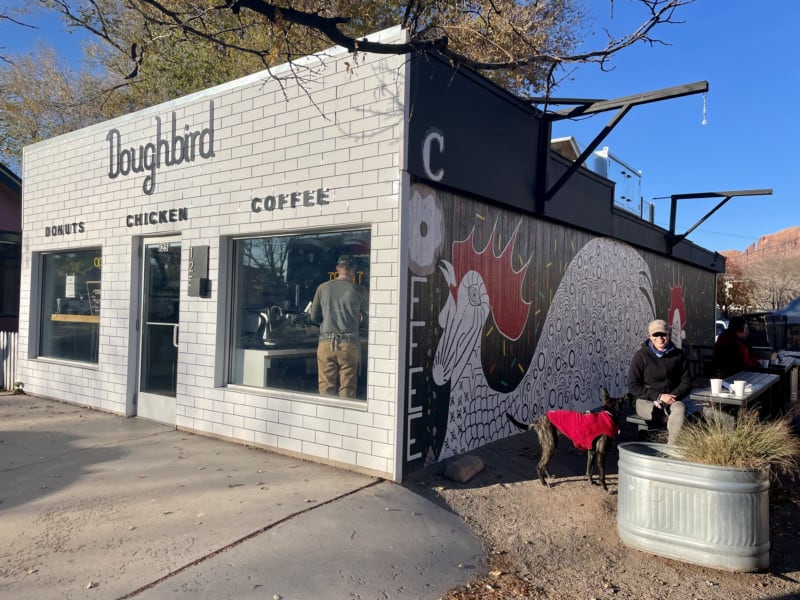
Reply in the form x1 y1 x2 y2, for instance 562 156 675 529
550 0 797 253
2 1 796 253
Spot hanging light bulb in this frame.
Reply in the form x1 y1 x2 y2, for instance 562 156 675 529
701 93 708 126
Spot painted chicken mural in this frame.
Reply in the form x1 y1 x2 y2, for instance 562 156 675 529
407 184 658 461
668 284 688 349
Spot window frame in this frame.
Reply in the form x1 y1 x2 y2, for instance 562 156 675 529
36 247 102 364
226 227 371 399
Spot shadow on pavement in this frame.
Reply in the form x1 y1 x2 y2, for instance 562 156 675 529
0 429 125 511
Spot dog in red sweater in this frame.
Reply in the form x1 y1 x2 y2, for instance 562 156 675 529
506 387 628 492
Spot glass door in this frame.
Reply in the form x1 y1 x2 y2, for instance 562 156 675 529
137 237 181 424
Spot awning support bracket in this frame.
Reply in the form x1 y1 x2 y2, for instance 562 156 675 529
537 81 709 206
665 189 774 253
543 104 632 203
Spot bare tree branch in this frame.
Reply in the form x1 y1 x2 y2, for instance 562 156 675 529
436 0 687 71
0 9 36 65
137 0 449 57
156 0 689 69
99 0 690 104
0 0 696 170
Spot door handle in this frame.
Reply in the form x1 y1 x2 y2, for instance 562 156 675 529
172 324 179 348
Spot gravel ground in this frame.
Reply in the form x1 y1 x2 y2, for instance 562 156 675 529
405 423 800 600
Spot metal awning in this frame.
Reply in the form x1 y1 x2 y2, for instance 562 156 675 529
532 81 709 210
662 189 774 253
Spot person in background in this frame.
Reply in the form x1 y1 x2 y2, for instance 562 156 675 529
627 319 693 445
711 316 760 379
310 255 368 398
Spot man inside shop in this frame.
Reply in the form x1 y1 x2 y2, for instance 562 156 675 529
309 255 368 398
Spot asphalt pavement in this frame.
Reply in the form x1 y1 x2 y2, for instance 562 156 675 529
0 392 484 600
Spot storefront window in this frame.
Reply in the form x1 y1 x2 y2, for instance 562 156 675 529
39 248 102 363
229 229 370 399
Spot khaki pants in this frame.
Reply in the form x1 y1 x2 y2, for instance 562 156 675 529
635 399 686 445
317 340 359 398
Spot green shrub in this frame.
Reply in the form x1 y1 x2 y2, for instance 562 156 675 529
676 408 800 476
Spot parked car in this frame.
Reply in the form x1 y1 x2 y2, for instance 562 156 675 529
715 319 728 342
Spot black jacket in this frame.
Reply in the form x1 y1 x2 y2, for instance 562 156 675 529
712 329 759 378
627 339 693 402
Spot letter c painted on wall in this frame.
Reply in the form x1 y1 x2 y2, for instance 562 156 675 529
422 129 445 182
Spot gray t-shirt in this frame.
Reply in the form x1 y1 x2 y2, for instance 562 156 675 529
310 279 367 337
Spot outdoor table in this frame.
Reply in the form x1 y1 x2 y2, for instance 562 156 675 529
776 354 798 405
786 356 799 405
690 370 780 415
752 356 798 412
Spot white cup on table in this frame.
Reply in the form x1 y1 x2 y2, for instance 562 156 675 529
732 380 746 397
710 378 722 395
758 359 769 368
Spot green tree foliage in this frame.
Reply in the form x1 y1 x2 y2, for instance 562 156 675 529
0 0 692 171
0 46 106 168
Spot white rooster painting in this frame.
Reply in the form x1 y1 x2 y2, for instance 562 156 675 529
406 184 658 463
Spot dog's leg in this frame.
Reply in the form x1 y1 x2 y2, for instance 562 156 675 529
545 425 557 480
595 436 610 493
587 436 611 492
586 448 597 486
534 418 557 487
537 446 554 487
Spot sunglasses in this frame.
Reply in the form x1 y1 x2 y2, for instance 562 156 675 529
651 332 669 338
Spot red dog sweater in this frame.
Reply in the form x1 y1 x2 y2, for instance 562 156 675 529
546 410 618 451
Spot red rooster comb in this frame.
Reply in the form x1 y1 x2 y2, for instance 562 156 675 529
451 223 531 340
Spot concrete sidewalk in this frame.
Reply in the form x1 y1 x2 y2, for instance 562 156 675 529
0 393 484 599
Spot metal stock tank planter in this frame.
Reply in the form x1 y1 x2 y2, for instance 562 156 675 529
617 442 770 572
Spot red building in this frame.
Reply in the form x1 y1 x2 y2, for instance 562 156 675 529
0 162 21 332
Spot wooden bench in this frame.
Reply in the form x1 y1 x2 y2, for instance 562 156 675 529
625 414 652 440
626 400 707 441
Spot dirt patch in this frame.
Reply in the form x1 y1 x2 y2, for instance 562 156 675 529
406 425 800 600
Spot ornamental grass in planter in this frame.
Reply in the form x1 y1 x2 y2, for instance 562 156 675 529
617 407 800 572
676 407 800 477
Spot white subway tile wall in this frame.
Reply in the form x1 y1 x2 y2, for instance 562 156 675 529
19 27 407 479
